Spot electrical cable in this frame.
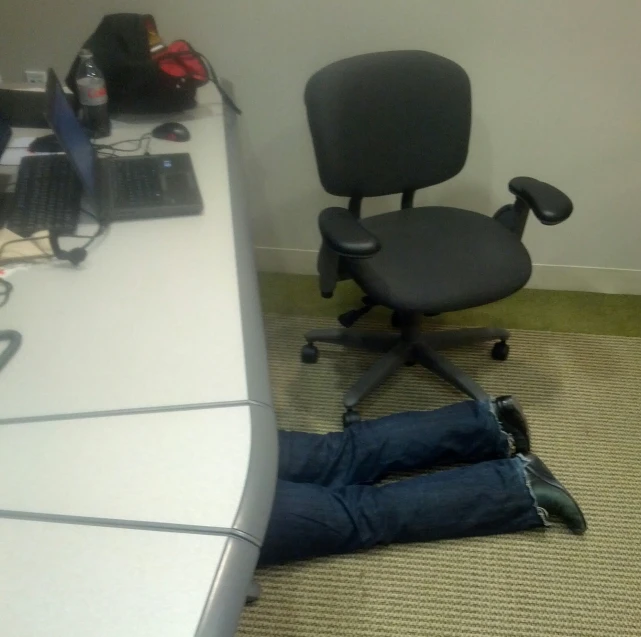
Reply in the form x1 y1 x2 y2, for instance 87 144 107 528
0 208 106 266
78 206 107 248
197 52 242 115
154 48 242 115
0 329 22 373
93 133 152 157
0 278 13 309
48 206 107 265
0 249 22 370
0 236 52 264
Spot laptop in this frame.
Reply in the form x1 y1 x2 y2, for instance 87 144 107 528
2 69 203 237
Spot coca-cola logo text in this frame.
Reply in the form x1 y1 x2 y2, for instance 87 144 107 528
87 87 107 99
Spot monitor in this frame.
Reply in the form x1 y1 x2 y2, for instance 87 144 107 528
45 69 97 200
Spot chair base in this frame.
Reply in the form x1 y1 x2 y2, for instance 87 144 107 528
303 315 509 422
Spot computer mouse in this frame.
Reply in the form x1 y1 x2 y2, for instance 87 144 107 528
151 122 191 142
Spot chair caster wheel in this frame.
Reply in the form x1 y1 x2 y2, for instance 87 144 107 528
491 340 510 361
342 410 361 427
301 343 319 364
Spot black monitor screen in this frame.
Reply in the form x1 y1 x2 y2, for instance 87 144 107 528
45 69 97 200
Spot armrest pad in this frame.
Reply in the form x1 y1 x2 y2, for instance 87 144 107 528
509 177 573 225
318 207 381 258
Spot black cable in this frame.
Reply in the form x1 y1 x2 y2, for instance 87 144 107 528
154 48 242 115
0 278 13 308
0 208 105 265
0 329 22 373
197 52 242 115
93 133 152 157
48 206 107 266
77 206 108 249
95 133 151 150
0 236 52 264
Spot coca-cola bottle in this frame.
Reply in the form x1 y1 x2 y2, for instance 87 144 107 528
75 49 111 138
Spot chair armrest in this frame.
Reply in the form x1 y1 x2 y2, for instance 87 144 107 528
318 207 381 258
509 177 573 225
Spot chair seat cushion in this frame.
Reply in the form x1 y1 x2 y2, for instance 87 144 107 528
348 206 532 313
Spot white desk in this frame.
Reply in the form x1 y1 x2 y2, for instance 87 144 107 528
0 404 277 543
0 519 258 637
0 86 270 422
0 85 278 636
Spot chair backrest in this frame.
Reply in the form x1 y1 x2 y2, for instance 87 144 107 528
305 50 471 199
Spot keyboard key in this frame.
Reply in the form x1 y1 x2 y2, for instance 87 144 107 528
113 159 163 208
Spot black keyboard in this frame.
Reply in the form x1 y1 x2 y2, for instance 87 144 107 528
113 158 163 208
7 155 81 237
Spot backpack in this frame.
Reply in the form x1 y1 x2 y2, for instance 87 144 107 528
65 13 240 115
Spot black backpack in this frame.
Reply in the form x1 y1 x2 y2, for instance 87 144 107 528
65 13 239 115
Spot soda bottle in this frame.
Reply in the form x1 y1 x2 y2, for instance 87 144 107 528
75 49 111 138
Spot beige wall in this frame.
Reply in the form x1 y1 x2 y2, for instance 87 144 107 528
2 0 641 291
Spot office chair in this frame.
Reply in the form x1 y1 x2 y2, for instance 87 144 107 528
300 51 573 426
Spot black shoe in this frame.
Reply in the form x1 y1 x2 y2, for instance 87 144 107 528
493 395 530 454
523 453 587 535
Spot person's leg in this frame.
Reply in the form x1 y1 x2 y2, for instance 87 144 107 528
260 455 546 566
278 400 512 488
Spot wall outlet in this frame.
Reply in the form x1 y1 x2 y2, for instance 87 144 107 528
24 70 47 85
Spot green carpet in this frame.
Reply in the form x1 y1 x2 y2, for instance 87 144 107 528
258 273 641 337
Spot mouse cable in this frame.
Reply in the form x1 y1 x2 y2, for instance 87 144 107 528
93 133 152 157
99 133 151 150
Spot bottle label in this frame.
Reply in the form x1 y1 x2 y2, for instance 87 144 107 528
77 79 108 106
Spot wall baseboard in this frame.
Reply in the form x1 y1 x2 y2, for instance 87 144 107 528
255 246 319 275
527 264 641 295
255 246 641 295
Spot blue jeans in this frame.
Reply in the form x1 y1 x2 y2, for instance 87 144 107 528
259 401 544 565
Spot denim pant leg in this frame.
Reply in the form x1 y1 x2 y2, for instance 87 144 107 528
260 456 544 565
278 400 509 488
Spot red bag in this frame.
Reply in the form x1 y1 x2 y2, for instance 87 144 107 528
156 41 208 82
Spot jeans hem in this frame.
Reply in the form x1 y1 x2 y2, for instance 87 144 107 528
486 399 514 457
517 454 551 527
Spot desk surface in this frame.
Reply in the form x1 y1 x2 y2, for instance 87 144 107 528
0 86 271 422
0 404 277 543
0 85 278 637
0 518 258 637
